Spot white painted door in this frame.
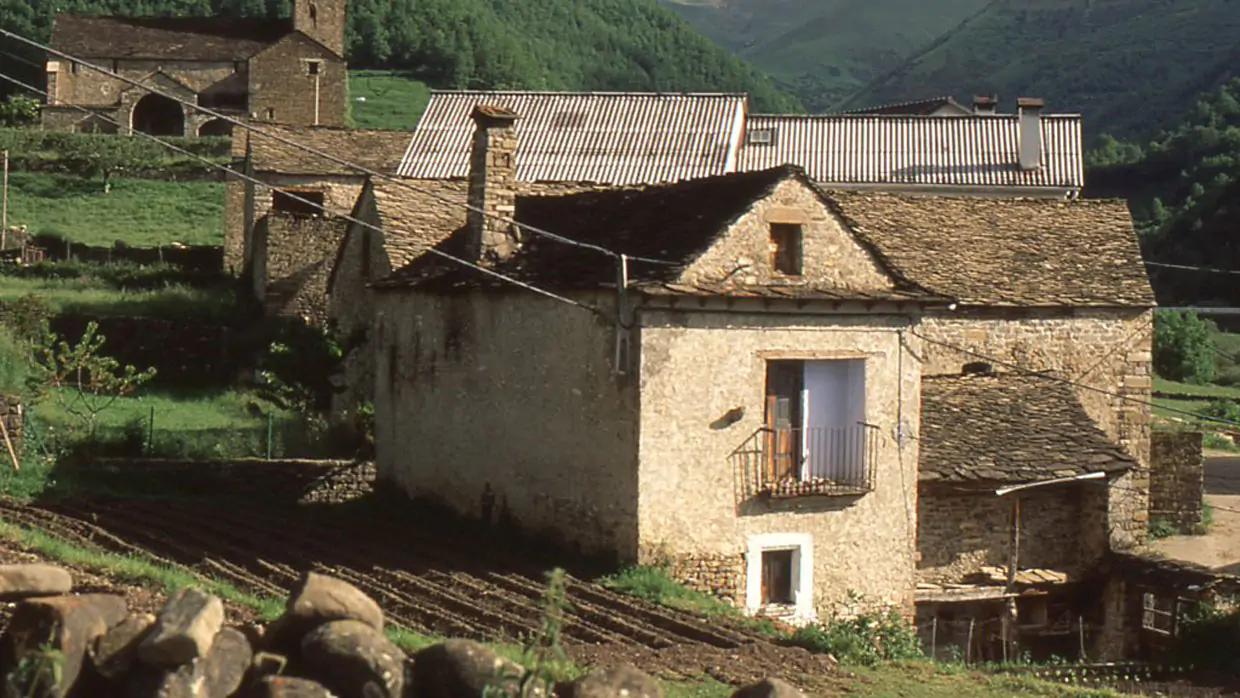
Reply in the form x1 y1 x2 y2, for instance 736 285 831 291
801 360 865 480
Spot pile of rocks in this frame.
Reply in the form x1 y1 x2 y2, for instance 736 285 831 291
0 564 803 698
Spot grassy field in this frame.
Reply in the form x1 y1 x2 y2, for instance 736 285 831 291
348 70 431 131
0 275 234 319
4 172 223 247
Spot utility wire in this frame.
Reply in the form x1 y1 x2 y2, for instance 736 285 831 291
1145 260 1240 276
910 329 1240 431
0 28 678 268
0 69 602 315
1073 317 1155 383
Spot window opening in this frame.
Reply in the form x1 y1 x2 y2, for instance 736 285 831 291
272 189 325 216
764 358 867 485
308 60 321 76
747 128 775 146
761 549 795 605
770 223 803 276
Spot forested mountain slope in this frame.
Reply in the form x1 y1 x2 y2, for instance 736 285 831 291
1085 79 1240 305
842 0 1240 140
0 0 800 112
660 0 988 112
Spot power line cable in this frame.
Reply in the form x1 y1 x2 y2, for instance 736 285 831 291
1144 261 1240 276
1073 317 1155 383
0 69 602 315
0 29 678 268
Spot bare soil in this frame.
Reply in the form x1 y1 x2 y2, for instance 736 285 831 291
0 496 837 690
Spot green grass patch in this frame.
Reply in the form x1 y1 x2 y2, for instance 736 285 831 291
348 70 431 131
0 516 284 619
4 172 223 247
31 388 272 434
598 565 776 635
1153 376 1240 398
0 276 235 320
845 661 1123 698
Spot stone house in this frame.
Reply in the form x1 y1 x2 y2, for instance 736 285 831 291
361 104 1155 625
226 122 408 285
42 0 347 135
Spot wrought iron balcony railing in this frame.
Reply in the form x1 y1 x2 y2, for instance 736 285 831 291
732 423 879 499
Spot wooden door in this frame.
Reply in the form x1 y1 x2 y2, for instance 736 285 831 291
764 361 802 482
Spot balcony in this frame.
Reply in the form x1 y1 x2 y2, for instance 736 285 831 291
732 423 879 499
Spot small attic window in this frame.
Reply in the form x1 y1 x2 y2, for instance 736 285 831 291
747 128 775 146
307 60 322 76
770 223 802 276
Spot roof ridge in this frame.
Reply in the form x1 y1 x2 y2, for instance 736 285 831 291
426 90 749 98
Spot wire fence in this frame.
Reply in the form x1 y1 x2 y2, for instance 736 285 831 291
21 408 334 462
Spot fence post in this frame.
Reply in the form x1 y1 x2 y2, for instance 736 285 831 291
966 618 975 665
266 411 274 459
146 405 155 455
1078 616 1086 661
931 617 937 660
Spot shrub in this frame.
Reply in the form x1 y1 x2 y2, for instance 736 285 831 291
1154 310 1217 383
788 603 922 665
1202 398 1240 424
1147 517 1176 540
0 96 39 128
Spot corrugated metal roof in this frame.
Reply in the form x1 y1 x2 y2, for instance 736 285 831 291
739 114 1083 191
397 91 747 185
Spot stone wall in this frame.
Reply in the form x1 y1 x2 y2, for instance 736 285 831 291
373 289 641 560
920 308 1154 549
664 553 746 605
247 35 346 128
916 485 1087 584
1149 431 1204 531
49 314 239 388
88 457 374 503
46 59 236 111
636 309 920 618
252 212 347 324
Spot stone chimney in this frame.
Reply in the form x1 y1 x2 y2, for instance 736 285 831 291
466 104 520 265
1017 97 1044 171
972 94 998 115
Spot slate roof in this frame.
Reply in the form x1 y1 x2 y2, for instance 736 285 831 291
50 14 290 60
740 114 1084 191
397 91 747 184
245 124 411 176
919 373 1137 485
825 191 1155 307
376 165 933 302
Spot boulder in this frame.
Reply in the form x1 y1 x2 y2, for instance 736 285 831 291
559 665 662 698
125 627 252 698
242 676 337 698
285 573 383 632
410 639 527 698
299 620 403 698
730 678 805 698
138 588 224 667
0 564 73 600
0 593 128 698
89 613 156 680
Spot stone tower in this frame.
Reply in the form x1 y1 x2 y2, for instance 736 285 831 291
292 0 346 57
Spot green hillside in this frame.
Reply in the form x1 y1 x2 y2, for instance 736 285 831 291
841 0 1240 140
0 0 801 113
661 0 988 112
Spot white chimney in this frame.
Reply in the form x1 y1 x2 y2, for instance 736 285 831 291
973 94 998 115
1017 97 1044 171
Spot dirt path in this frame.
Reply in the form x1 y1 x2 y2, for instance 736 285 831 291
1150 456 1240 573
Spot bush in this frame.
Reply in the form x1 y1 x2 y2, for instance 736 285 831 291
788 604 922 665
0 329 29 396
1147 517 1176 540
1202 398 1240 424
0 96 39 128
1154 310 1217 383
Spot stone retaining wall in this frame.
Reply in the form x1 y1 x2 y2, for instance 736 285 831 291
1149 431 1203 531
665 553 746 606
89 458 375 503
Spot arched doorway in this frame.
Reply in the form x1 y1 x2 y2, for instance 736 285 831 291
198 119 233 137
131 93 184 136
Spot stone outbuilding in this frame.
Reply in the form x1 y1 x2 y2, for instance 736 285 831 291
359 99 1157 630
42 0 347 135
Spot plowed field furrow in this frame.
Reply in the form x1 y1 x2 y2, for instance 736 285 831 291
70 501 523 640
174 502 715 649
104 500 643 648
14 497 768 655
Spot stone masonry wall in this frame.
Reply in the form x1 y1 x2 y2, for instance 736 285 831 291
247 35 346 128
920 308 1154 550
916 485 1086 584
253 212 347 324
0 396 22 464
1149 431 1204 531
664 553 746 605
